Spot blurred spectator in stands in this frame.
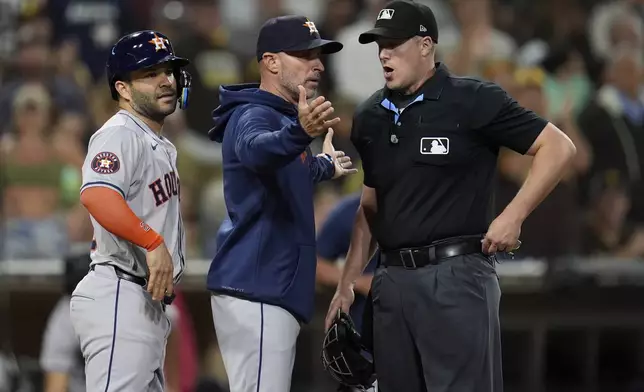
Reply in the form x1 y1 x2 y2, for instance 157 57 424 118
540 40 596 123
581 170 644 258
332 0 388 103
46 0 150 82
52 112 93 245
0 83 75 260
588 0 643 64
0 0 41 63
257 0 290 21
54 38 93 93
514 0 605 88
313 185 342 231
481 59 517 90
221 0 289 65
496 66 591 260
316 0 363 97
0 18 87 136
87 82 118 130
439 0 517 77
528 0 589 49
174 0 244 137
578 47 644 223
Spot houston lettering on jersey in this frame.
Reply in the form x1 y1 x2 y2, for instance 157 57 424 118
148 171 180 207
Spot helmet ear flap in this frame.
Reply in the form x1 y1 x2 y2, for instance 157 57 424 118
177 69 191 110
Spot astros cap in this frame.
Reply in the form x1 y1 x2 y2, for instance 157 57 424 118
358 0 439 44
256 15 343 62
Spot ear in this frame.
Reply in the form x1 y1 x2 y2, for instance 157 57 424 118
421 37 434 57
262 53 280 74
114 81 131 102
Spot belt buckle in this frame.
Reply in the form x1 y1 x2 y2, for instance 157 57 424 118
400 249 417 269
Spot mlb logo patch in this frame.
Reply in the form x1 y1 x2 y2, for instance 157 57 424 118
377 9 395 20
420 137 449 155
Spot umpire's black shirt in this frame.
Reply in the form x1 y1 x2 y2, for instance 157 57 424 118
350 63 548 251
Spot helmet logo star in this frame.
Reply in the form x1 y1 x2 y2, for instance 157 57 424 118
149 33 168 51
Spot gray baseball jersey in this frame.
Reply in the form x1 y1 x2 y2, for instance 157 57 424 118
80 109 185 283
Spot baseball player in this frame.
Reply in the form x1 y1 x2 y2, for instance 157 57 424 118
69 30 191 391
41 254 184 392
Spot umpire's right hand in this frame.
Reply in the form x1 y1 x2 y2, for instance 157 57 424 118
297 85 340 137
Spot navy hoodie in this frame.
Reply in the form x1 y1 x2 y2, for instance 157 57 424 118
207 83 335 323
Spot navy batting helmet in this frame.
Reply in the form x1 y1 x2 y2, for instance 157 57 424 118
106 30 192 109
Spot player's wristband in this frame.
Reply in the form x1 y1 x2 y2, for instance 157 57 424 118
144 230 164 251
318 153 333 164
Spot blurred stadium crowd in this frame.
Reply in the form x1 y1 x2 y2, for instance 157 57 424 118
1 0 644 390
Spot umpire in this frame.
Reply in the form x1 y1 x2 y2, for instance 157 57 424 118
325 1 576 391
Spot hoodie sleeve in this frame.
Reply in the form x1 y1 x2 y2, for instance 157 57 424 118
309 154 335 183
233 106 314 172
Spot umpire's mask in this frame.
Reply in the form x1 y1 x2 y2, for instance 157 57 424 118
321 310 376 390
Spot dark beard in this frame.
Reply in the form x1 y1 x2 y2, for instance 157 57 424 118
130 88 176 123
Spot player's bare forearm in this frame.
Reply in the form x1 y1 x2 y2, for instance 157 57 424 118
339 186 378 289
502 123 576 222
44 372 69 392
316 257 342 287
354 274 374 296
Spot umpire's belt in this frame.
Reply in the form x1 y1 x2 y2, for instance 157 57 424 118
91 264 146 286
382 238 483 269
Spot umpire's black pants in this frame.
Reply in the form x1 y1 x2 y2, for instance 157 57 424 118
370 253 503 392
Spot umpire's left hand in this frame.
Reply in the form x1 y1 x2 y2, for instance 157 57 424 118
481 212 522 254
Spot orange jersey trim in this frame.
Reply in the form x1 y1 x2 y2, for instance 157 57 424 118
80 187 164 251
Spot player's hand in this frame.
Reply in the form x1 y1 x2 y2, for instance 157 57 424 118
325 283 355 331
297 85 340 138
146 242 174 302
321 128 358 179
482 212 522 255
